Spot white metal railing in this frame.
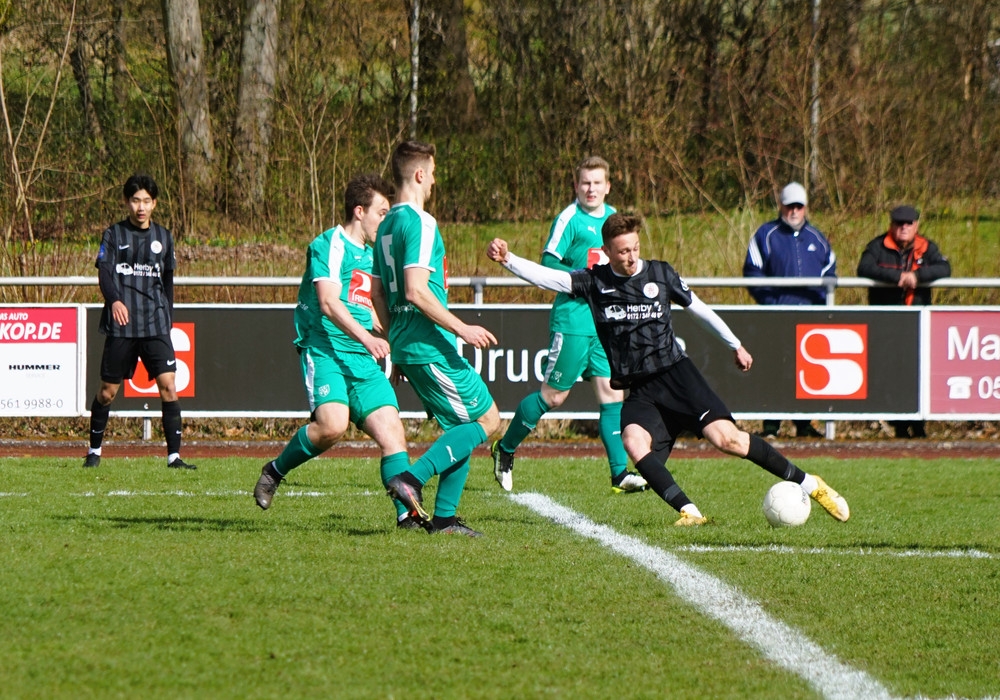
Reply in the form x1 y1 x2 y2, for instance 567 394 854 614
0 275 994 305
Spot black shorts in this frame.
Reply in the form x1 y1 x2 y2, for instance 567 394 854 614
621 357 733 459
100 335 176 383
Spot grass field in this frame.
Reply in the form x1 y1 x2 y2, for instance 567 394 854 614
1 453 998 699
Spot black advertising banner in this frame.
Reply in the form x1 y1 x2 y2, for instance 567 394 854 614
674 307 919 415
84 305 919 417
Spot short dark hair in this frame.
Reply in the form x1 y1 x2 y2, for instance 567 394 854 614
344 173 392 222
391 140 436 187
601 211 643 246
575 156 610 181
123 173 158 200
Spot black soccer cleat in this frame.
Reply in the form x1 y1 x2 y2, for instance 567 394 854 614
430 516 482 538
82 453 101 468
167 457 197 470
386 475 432 529
254 461 282 510
396 515 425 531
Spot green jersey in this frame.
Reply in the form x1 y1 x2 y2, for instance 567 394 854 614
543 201 615 334
294 225 375 355
372 202 455 364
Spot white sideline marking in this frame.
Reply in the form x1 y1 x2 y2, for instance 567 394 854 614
73 490 331 498
513 492 896 700
676 544 996 560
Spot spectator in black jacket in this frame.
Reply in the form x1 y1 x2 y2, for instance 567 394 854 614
857 204 951 438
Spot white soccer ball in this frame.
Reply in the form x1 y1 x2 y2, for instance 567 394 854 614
762 481 811 527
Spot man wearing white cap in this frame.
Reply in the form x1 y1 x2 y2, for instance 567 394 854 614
743 181 836 438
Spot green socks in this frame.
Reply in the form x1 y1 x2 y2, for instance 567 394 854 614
599 401 628 478
274 425 325 476
408 422 488 483
500 391 549 453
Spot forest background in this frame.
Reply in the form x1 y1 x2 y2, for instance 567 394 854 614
3 0 1000 305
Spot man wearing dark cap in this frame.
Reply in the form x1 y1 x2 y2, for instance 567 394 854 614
857 204 951 438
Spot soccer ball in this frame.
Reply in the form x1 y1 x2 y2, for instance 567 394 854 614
762 481 811 527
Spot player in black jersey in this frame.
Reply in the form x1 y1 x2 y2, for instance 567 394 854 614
83 174 195 470
487 212 849 525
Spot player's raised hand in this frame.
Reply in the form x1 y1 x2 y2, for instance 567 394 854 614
734 345 753 372
459 323 497 349
487 238 509 263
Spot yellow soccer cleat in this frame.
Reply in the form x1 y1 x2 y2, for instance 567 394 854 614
674 512 709 527
810 475 850 522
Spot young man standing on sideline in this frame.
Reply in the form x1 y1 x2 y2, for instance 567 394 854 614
487 212 850 526
491 156 646 494
371 140 501 537
743 182 835 439
253 174 425 529
84 173 195 470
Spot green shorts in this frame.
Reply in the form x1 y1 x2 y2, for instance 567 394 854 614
300 347 398 426
397 352 493 431
542 332 611 391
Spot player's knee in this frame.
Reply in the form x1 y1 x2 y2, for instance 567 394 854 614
539 385 570 408
97 384 120 405
478 404 501 437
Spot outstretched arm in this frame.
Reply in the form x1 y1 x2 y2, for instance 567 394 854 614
685 292 753 372
487 238 573 294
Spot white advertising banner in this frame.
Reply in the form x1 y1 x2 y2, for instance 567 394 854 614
0 306 79 416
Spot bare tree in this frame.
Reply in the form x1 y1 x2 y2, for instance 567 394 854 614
229 0 281 220
161 0 216 197
70 14 109 161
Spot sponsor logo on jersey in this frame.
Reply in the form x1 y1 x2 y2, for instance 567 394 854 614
348 270 374 309
116 262 161 278
605 305 627 320
795 324 867 399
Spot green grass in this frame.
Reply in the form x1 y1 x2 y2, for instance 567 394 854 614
1 454 998 698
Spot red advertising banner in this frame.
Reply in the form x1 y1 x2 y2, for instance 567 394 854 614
0 307 78 415
929 310 1000 414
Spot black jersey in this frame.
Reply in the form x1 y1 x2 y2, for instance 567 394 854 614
570 259 693 389
95 219 176 338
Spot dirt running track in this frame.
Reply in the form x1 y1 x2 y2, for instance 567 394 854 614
3 438 1000 460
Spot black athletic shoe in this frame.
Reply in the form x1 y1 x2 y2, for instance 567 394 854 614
167 457 197 470
254 461 282 510
82 453 101 468
386 475 432 529
491 439 514 491
396 515 425 531
430 516 482 537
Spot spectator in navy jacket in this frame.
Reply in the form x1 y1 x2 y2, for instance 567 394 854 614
744 182 836 438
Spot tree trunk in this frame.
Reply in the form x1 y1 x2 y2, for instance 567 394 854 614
70 25 108 161
229 0 281 220
161 0 215 195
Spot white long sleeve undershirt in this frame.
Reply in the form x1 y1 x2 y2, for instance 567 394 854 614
502 252 742 350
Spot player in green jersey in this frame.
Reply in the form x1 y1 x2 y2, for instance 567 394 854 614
372 140 500 537
490 156 646 495
253 174 426 530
